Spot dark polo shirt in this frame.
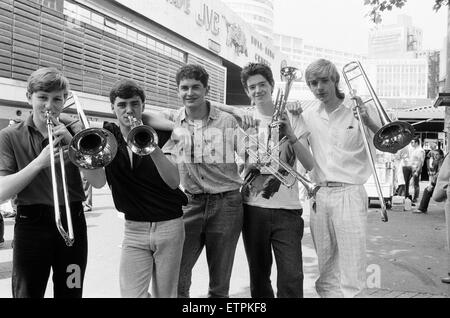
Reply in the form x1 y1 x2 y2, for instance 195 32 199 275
103 122 186 222
0 115 84 206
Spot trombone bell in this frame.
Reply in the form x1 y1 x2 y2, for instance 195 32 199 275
68 128 118 169
374 121 415 154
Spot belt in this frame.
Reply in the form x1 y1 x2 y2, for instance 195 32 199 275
185 189 240 198
318 182 349 188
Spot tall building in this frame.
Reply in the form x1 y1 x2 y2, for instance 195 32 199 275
221 0 274 40
273 33 367 101
368 14 423 59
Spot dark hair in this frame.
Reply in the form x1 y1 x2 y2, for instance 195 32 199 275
305 59 345 100
175 64 209 87
109 79 146 104
27 67 70 97
240 62 274 92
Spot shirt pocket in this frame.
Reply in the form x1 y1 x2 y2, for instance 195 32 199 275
340 126 361 149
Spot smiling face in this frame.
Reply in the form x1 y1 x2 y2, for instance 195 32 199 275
177 77 209 110
245 74 273 107
112 95 145 128
27 90 67 125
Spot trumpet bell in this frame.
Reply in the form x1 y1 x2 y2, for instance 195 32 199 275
374 121 415 154
127 125 159 156
68 128 118 169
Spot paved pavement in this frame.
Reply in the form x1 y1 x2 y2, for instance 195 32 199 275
1 181 449 298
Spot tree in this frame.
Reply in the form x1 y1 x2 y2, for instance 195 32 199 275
364 0 448 23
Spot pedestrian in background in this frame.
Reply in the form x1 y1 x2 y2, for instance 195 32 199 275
414 149 444 214
431 152 450 284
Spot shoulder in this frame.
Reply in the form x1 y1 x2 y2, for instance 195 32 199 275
212 106 238 125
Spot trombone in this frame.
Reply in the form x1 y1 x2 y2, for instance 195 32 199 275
127 115 159 156
241 65 319 199
47 92 118 246
342 61 415 222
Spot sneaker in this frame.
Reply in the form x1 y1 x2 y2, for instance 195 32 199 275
83 206 92 212
412 209 425 213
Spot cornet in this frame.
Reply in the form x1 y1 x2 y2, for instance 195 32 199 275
48 92 118 246
127 115 159 156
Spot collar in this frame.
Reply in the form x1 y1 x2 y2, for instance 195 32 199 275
25 114 40 133
317 98 351 119
179 100 218 123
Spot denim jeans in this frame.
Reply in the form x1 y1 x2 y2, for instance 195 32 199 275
119 217 185 298
242 205 304 298
178 189 243 298
12 202 88 298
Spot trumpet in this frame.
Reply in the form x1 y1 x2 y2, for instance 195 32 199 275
342 61 415 222
239 126 320 198
48 92 118 246
127 115 159 156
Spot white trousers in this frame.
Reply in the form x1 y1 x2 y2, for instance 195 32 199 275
310 184 368 298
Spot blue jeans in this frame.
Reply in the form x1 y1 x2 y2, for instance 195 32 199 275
242 205 304 298
178 189 243 298
12 203 88 298
119 217 185 298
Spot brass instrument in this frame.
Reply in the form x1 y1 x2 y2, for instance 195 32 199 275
239 126 319 198
342 61 415 154
127 115 159 156
342 61 415 222
242 65 319 198
48 92 118 246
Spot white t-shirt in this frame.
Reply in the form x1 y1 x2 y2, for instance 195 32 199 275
242 110 308 210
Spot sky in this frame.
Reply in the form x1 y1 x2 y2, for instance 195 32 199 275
273 0 448 55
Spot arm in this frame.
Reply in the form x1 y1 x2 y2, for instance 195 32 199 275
0 139 60 202
214 103 256 129
142 111 175 131
150 147 180 189
279 112 314 171
81 168 107 189
432 154 450 202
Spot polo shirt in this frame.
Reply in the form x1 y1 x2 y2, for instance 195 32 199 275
103 122 186 222
298 98 381 185
0 115 84 206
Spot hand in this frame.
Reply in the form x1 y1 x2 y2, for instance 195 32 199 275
35 136 65 169
286 101 303 117
351 96 372 127
235 109 256 130
51 117 73 145
426 184 434 192
276 111 296 143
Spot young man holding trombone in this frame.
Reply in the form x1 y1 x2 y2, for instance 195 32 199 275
85 79 187 298
300 59 383 298
0 67 104 298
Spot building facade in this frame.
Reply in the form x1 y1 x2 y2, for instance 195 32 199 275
0 0 284 129
221 0 274 40
273 33 367 101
